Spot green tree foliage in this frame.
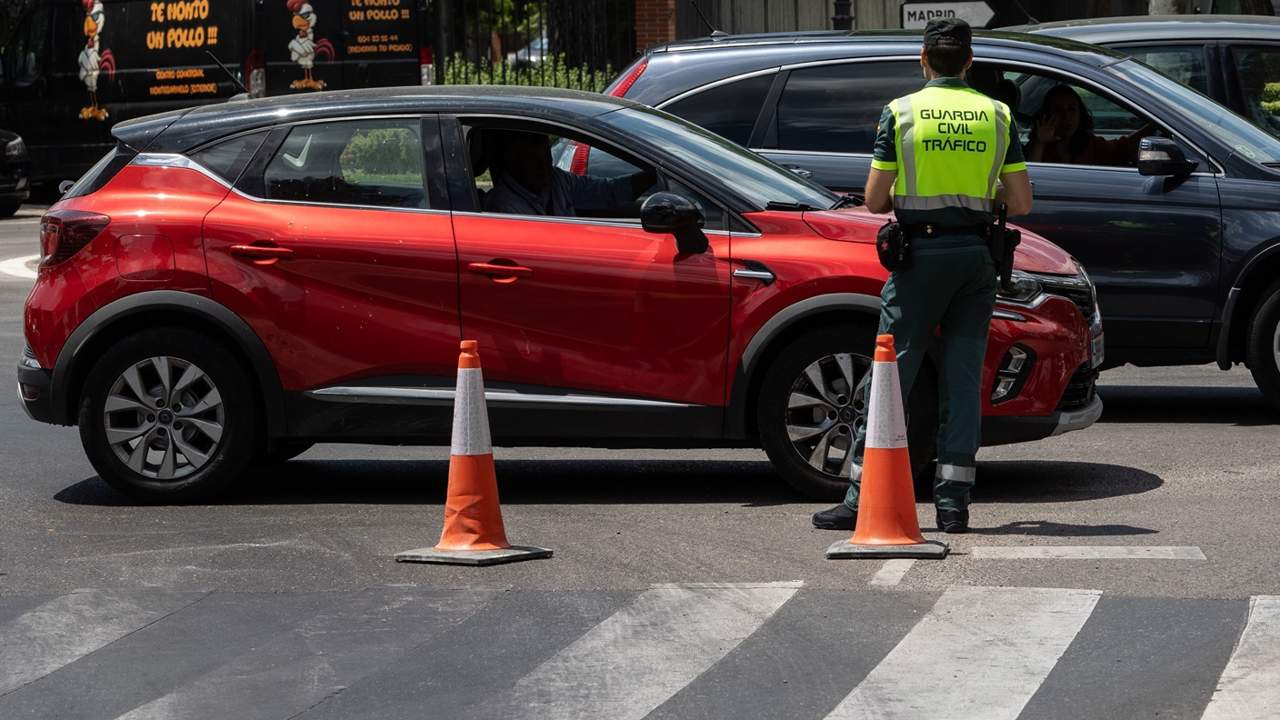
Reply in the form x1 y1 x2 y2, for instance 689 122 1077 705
442 53 613 91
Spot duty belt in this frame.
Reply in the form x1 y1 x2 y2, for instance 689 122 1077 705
903 223 992 240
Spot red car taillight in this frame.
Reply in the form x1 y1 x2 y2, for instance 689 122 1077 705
607 57 648 98
39 210 110 267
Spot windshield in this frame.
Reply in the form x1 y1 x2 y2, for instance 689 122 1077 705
602 106 840 211
1109 58 1280 166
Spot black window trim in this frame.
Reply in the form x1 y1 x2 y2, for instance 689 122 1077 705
440 113 758 235
734 53 1223 177
233 113 450 214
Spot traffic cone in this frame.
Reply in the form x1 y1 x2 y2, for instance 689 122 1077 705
827 334 948 560
395 340 552 566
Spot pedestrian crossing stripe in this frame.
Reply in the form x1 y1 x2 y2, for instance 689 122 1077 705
0 585 1274 719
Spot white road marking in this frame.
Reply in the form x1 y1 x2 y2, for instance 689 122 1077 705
493 582 800 720
0 254 38 280
971 546 1206 560
870 559 915 586
1201 595 1280 720
0 591 197 695
825 585 1101 720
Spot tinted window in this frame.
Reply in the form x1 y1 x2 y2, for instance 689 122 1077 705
62 144 136 199
263 120 427 209
604 107 838 211
772 61 921 152
1230 45 1280 139
663 73 775 146
1114 45 1210 96
190 132 267 185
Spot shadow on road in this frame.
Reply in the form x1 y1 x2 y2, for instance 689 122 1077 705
973 460 1162 503
1097 384 1276 425
55 458 799 507
970 520 1157 536
56 457 1161 508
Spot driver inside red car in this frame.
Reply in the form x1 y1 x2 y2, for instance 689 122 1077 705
481 130 653 217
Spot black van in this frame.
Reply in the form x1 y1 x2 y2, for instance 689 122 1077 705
0 0 429 185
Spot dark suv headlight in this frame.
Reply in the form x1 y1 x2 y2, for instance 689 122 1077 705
995 270 1043 305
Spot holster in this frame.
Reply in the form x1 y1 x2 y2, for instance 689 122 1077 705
876 221 912 272
987 205 1021 291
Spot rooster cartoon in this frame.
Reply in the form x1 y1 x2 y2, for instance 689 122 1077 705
286 0 333 90
78 0 115 120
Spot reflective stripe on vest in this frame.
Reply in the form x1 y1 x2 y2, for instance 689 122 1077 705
892 85 1011 213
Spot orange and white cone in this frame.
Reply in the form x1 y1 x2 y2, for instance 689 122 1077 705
395 340 552 566
827 334 948 559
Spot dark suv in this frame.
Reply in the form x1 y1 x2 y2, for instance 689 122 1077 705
601 30 1280 410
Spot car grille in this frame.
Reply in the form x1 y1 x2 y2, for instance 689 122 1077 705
1057 364 1097 412
1040 276 1096 323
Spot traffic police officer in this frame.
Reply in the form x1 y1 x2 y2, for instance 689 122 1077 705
813 18 1033 534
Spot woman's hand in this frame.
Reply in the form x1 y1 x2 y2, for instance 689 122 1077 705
1034 113 1060 145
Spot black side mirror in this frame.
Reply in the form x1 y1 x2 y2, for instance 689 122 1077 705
1138 137 1197 177
641 191 708 254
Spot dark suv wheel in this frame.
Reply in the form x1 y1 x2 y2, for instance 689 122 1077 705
756 323 939 501
1248 280 1280 412
78 328 259 503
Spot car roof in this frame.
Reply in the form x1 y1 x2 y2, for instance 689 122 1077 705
1012 14 1280 44
626 29 1126 107
115 85 641 153
650 28 1125 65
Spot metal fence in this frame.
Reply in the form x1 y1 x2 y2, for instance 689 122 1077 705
436 0 635 92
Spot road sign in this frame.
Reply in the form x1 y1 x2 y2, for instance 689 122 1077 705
900 2 996 29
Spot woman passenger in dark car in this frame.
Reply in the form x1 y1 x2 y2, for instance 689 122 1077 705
1027 83 1155 167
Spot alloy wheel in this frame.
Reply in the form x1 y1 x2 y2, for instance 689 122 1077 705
785 352 872 479
103 356 225 481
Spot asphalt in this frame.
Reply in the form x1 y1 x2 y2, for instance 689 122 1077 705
1 207 1278 719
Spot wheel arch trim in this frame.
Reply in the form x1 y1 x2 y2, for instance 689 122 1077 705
1219 241 1280 370
726 292 881 438
50 290 286 435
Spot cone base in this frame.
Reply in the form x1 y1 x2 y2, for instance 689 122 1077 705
826 539 948 560
394 545 553 566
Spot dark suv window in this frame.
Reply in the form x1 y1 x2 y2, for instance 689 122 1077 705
663 73 775 146
770 61 921 153
191 131 267 185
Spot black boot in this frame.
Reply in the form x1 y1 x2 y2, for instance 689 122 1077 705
936 507 969 534
812 504 857 530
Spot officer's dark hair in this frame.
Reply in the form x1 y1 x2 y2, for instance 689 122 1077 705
924 44 972 77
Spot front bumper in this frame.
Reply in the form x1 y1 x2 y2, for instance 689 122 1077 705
982 395 1103 445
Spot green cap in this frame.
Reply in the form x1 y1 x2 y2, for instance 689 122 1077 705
923 17 972 50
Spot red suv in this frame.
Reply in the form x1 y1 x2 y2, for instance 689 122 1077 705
19 87 1100 502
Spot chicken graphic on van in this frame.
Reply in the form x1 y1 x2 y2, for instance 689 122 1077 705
287 0 334 90
78 0 115 120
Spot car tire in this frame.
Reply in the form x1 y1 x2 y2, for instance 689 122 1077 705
78 328 259 503
756 323 939 501
258 440 314 464
1247 280 1280 412
0 203 19 218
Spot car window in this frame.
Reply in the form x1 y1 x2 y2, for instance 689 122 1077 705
662 73 776 146
770 61 922 153
1111 58 1280 166
191 131 268 185
1229 45 1280 140
604 106 840 212
466 123 656 223
1007 69 1180 169
263 120 427 209
1114 45 1211 96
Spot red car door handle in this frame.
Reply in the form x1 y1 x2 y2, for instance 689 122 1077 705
229 243 294 261
469 261 533 280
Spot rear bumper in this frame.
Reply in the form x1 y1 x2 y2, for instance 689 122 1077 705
16 361 58 425
981 395 1103 446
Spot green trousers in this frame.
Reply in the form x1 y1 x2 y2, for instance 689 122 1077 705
844 236 997 512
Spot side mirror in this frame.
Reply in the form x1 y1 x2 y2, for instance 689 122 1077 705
641 191 708 254
58 180 74 195
1138 137 1197 177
